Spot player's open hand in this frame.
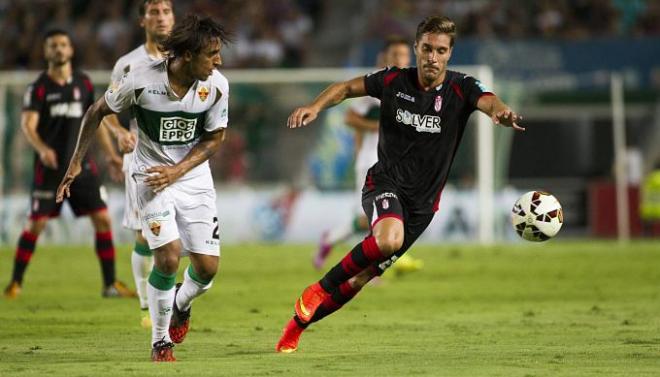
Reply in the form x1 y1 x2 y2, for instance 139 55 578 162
145 165 182 193
39 147 58 169
56 162 82 203
492 109 525 131
287 106 318 128
118 131 136 153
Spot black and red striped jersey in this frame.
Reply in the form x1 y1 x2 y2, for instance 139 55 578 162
363 66 494 213
22 71 95 175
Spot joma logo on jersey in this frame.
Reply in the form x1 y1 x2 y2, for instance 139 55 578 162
395 109 442 133
49 102 83 118
160 116 197 142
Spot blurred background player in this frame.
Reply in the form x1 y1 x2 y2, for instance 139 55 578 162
314 36 423 275
3 29 133 299
102 0 175 329
57 15 231 362
277 16 523 353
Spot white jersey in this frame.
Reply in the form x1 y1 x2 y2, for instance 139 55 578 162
109 44 160 132
350 96 380 170
105 60 229 182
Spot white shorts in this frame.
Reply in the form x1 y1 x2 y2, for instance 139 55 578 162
135 173 220 257
121 153 141 230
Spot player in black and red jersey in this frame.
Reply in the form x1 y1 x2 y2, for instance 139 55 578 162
276 16 524 352
3 29 134 299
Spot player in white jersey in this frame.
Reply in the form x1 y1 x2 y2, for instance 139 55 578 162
57 15 231 362
314 37 423 275
102 0 175 329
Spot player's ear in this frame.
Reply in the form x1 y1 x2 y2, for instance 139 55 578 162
183 50 193 62
413 42 418 56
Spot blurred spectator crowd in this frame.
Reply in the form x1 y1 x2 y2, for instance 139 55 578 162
0 0 321 70
0 0 658 70
363 0 660 41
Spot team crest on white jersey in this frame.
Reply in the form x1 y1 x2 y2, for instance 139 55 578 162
434 95 442 112
198 86 209 101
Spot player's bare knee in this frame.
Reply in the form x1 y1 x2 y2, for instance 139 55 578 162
26 218 48 235
375 233 404 256
153 248 179 274
90 210 112 232
156 255 178 274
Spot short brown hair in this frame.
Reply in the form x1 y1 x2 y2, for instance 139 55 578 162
139 0 173 17
381 35 409 53
415 16 456 46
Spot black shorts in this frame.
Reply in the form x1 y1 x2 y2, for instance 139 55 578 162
361 184 434 275
30 160 106 220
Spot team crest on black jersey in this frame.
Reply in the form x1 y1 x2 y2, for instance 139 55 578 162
73 87 80 101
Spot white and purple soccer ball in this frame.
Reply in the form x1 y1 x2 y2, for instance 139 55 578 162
511 191 563 242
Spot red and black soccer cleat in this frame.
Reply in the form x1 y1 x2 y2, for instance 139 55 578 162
294 282 330 323
276 318 305 353
169 283 190 344
151 340 175 362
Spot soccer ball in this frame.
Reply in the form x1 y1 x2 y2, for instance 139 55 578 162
511 191 563 242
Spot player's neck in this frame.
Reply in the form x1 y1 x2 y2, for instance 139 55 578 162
167 58 195 97
144 35 164 60
47 63 73 85
416 70 446 92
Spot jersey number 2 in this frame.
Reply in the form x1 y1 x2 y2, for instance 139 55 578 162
212 217 220 240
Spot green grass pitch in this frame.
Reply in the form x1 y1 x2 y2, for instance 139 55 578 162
1 241 660 376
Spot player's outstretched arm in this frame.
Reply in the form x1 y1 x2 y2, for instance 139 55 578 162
477 94 525 132
144 129 226 193
288 76 367 128
56 97 116 202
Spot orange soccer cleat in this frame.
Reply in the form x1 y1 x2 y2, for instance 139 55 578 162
294 282 330 323
276 318 305 353
3 281 22 299
102 281 137 298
